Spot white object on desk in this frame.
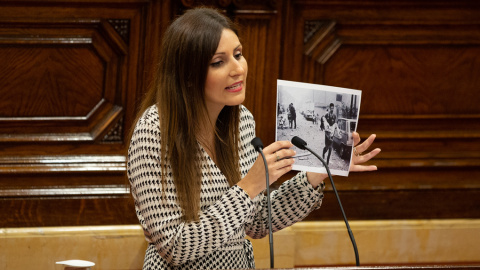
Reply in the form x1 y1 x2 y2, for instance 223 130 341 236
56 260 95 270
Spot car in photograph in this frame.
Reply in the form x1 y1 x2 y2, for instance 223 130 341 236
303 110 315 122
333 118 356 159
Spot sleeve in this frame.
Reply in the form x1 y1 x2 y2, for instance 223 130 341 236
127 110 257 266
245 172 325 239
237 106 326 239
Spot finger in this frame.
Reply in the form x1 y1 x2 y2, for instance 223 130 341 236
355 134 377 153
268 156 294 174
351 164 378 172
271 149 296 162
273 156 295 169
354 148 381 163
263 140 293 155
352 132 361 146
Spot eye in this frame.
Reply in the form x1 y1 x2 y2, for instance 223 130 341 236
210 60 223 67
234 52 243 60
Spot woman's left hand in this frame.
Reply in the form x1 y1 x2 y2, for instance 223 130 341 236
307 132 380 188
350 132 381 172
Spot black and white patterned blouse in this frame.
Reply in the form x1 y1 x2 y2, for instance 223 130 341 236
127 105 325 270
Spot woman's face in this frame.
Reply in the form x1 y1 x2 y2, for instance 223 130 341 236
204 29 248 114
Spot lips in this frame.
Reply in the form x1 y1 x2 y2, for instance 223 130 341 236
225 81 243 92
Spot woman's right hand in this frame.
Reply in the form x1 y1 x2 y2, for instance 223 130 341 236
237 140 296 199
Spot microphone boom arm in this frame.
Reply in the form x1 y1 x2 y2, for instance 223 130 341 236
257 148 274 269
303 144 359 266
251 137 274 268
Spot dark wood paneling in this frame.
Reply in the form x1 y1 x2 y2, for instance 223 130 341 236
235 7 283 144
0 196 136 227
276 163 480 221
278 0 480 220
0 18 128 143
0 0 170 227
1 0 479 227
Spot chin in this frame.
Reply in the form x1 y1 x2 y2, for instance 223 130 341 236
226 99 245 107
233 92 246 105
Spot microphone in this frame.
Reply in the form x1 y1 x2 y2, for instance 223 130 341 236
251 137 264 152
250 137 274 269
291 136 308 150
291 136 360 266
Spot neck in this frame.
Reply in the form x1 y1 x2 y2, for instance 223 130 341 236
206 102 224 125
196 105 224 162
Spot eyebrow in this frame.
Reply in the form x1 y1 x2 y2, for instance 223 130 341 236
213 44 242 56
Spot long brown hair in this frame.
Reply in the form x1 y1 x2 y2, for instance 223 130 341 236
130 8 241 221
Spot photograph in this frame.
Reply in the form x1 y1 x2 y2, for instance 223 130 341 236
276 80 362 176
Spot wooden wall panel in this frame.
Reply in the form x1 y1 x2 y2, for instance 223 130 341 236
236 12 282 143
1 0 479 227
324 46 480 114
0 0 170 227
0 21 125 142
280 0 480 220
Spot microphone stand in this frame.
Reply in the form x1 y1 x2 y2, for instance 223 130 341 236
251 138 274 268
292 136 360 266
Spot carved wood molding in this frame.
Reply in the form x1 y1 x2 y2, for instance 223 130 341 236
304 20 342 64
0 155 126 173
178 0 277 14
0 0 164 228
102 116 124 142
107 19 130 43
0 19 128 143
301 18 480 141
0 187 129 197
0 154 127 199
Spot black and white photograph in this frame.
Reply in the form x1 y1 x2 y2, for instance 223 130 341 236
276 80 362 176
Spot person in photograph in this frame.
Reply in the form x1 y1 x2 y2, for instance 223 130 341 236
278 114 286 129
127 7 380 270
288 103 297 129
321 103 338 165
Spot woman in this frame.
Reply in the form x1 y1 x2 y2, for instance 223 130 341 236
127 7 380 270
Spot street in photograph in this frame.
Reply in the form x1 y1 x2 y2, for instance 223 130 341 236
276 80 361 176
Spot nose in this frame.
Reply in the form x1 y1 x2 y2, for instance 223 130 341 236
229 58 245 77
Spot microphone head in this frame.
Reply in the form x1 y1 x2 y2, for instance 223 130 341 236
251 137 264 151
291 136 307 150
